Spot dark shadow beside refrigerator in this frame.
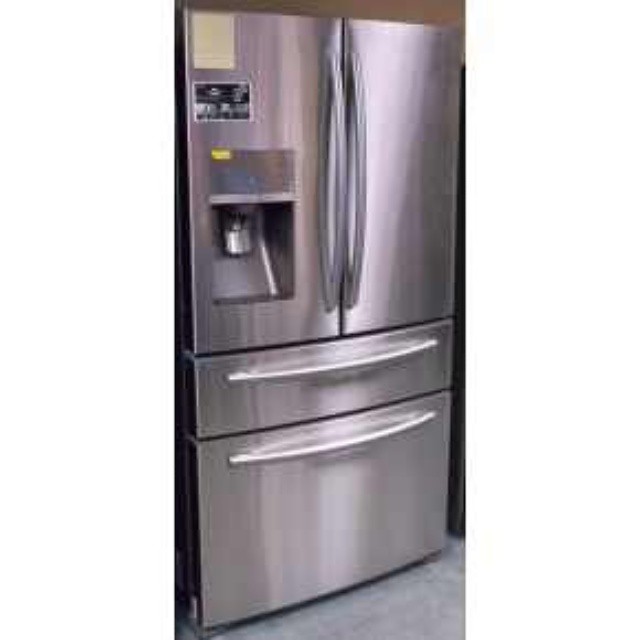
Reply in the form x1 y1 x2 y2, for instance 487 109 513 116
448 66 465 537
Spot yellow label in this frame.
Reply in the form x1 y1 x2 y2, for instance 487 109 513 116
211 148 232 161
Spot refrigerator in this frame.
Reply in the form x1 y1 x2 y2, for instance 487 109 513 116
175 7 461 631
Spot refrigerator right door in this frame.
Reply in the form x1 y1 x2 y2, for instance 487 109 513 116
343 20 461 335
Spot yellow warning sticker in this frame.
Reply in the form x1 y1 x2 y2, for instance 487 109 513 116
211 149 232 161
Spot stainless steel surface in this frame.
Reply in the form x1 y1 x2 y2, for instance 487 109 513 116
208 149 295 196
228 410 436 465
226 337 438 382
318 49 347 312
344 47 367 309
343 21 461 334
208 192 295 205
184 13 342 353
195 393 451 628
191 320 452 438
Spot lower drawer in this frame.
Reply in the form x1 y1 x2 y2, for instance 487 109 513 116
190 320 452 438
193 392 451 628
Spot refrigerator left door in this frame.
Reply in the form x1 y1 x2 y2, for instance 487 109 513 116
181 11 342 354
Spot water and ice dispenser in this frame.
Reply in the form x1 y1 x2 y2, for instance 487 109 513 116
208 150 295 304
221 210 254 257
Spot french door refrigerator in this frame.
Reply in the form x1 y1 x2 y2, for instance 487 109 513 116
176 8 461 631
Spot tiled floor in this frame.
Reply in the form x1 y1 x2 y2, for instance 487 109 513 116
176 538 464 640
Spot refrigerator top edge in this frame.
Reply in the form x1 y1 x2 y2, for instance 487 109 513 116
181 6 462 35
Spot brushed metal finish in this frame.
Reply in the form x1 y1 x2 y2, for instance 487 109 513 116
228 410 436 465
208 149 295 196
183 12 342 353
226 337 438 382
195 393 451 628
343 21 461 334
191 320 452 438
208 192 295 205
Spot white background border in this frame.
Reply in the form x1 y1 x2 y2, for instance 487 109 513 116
0 1 639 639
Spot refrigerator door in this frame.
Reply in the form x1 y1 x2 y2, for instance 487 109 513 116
183 12 344 353
343 21 461 335
194 392 451 628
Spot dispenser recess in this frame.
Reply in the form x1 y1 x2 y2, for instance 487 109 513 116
207 150 295 305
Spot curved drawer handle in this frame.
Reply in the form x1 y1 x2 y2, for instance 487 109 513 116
228 410 437 467
226 338 439 383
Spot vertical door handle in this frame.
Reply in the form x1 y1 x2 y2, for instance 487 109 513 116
318 52 347 312
345 50 367 309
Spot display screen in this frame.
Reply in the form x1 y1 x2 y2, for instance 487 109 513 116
193 82 251 122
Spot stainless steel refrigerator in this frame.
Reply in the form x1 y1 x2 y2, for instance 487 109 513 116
176 8 461 631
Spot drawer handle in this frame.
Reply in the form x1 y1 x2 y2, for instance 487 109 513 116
226 338 439 383
228 410 437 467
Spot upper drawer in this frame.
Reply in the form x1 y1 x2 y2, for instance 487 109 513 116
190 320 452 438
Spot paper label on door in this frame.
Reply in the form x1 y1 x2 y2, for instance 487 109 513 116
193 82 251 122
191 12 235 70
